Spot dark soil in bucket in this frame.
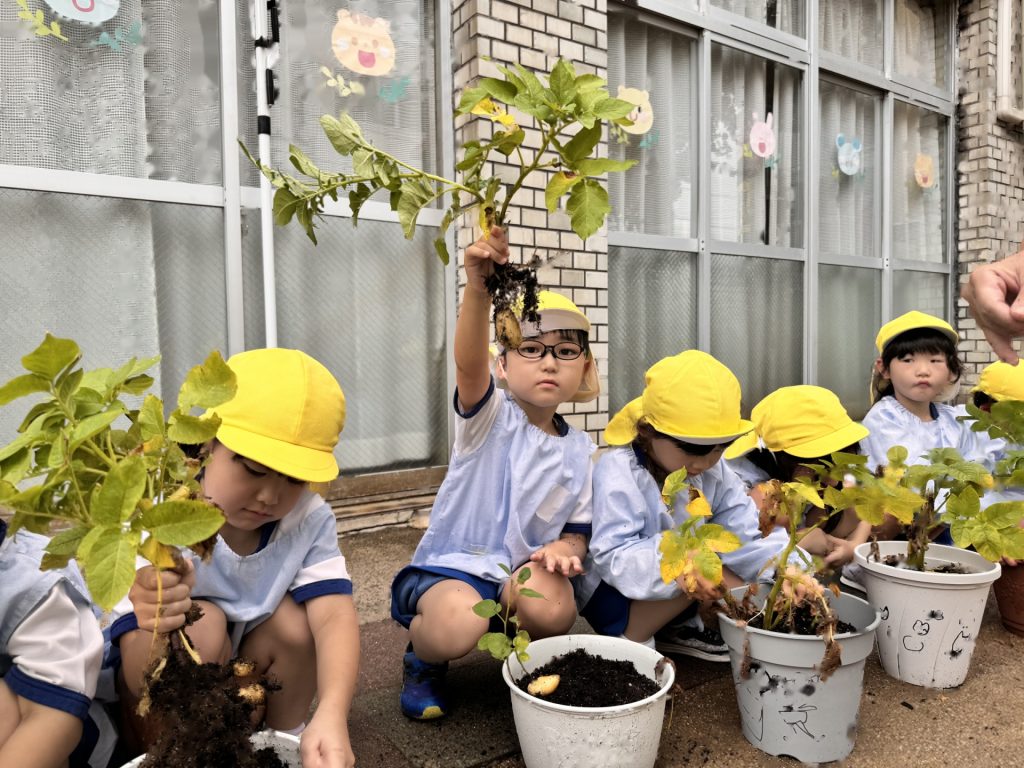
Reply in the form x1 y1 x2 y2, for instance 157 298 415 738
517 648 661 707
881 554 970 574
747 603 857 636
140 638 284 768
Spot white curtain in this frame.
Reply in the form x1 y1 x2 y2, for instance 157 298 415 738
894 0 946 87
709 43 802 248
607 15 694 238
891 101 946 264
712 0 804 36
819 0 883 68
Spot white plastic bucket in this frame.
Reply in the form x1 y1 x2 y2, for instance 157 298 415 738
502 634 674 768
854 541 1001 688
121 729 300 767
718 586 880 764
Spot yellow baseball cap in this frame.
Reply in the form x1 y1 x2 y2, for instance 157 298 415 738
724 385 869 460
499 290 599 403
875 310 958 354
974 361 1024 401
604 350 753 446
208 348 346 482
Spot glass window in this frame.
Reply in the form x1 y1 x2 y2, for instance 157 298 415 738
891 101 947 264
607 16 695 238
894 0 950 89
238 0 436 187
0 1 222 183
712 0 805 37
0 189 227 441
710 254 803 409
818 264 880 419
893 270 948 320
818 81 878 261
819 0 883 69
710 44 804 248
608 247 698 412
242 213 447 473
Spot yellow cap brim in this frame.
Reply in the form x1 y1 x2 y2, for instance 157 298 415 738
724 431 759 460
658 419 755 445
784 420 869 459
605 398 645 445
218 425 340 483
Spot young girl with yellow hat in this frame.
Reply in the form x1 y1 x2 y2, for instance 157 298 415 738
390 226 599 719
576 350 795 661
725 385 871 568
111 348 358 767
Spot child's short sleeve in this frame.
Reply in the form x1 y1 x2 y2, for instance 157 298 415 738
4 582 103 720
453 377 502 456
288 505 354 604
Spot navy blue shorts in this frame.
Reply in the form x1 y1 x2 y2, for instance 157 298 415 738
391 565 503 629
580 580 632 636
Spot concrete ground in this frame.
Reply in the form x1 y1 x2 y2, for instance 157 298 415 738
341 526 1024 768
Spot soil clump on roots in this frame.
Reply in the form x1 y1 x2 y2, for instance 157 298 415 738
517 648 660 707
139 637 284 768
486 260 540 350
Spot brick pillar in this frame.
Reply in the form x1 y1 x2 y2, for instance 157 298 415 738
956 0 1024 385
452 0 611 443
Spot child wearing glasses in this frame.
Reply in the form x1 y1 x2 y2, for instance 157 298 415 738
391 225 599 719
577 351 794 661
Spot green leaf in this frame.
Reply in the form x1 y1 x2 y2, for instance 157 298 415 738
592 97 635 121
70 407 125 448
693 547 724 583
90 456 147 526
0 373 50 405
137 395 166 441
121 374 155 395
82 526 141 611
396 179 437 239
177 350 236 412
477 631 512 661
695 523 742 553
0 447 31 484
455 86 488 114
289 145 322 178
472 599 501 618
493 128 526 158
576 158 636 177
518 587 544 599
45 526 90 557
168 412 222 444
548 59 577 103
433 236 450 265
565 178 610 241
348 182 374 225
562 123 602 164
887 445 909 466
479 77 517 104
498 563 512 576
516 566 532 584
544 172 582 213
21 335 80 382
320 113 365 155
574 73 605 92
141 500 224 546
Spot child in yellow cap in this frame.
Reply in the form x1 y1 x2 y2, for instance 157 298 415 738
111 348 357 766
390 226 598 719
576 350 795 661
725 385 872 568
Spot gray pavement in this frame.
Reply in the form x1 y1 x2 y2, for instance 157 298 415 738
341 526 1024 768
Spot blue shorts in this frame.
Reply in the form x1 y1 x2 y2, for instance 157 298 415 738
580 580 632 636
390 565 503 629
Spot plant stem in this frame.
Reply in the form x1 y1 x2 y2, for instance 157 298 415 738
498 123 560 225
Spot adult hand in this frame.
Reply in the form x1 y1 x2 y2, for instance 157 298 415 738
129 560 195 633
961 252 1024 364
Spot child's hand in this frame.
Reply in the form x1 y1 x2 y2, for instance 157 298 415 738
128 560 195 633
822 536 857 568
464 225 509 293
529 540 584 577
300 713 355 768
674 568 723 602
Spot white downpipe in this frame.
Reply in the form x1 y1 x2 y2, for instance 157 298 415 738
996 0 1024 125
251 0 278 347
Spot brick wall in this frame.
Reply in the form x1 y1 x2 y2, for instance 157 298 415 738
957 0 1024 386
452 0 611 442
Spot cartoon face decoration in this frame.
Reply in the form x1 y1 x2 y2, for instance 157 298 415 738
749 112 776 159
332 10 396 77
836 134 862 176
914 153 936 188
616 85 654 135
43 0 119 23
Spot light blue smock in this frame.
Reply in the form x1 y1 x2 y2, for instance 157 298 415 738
576 446 793 609
408 380 595 583
861 396 989 471
725 455 768 491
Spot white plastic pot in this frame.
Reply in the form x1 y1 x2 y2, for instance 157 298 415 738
718 585 879 764
502 634 674 768
854 541 1001 688
121 729 300 767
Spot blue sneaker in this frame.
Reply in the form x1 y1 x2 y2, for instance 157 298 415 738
400 650 449 720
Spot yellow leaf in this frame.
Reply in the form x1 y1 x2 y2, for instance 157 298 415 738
784 481 825 509
139 537 179 569
686 488 712 518
660 469 690 507
470 97 518 129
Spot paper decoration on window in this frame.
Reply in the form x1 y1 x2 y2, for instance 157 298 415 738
43 0 120 23
639 129 659 149
616 86 654 135
16 0 67 40
332 10 396 77
380 75 411 104
321 66 365 97
91 21 141 52
914 153 936 188
836 134 862 176
749 112 776 159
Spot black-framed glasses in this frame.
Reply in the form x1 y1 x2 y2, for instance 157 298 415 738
514 340 584 360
